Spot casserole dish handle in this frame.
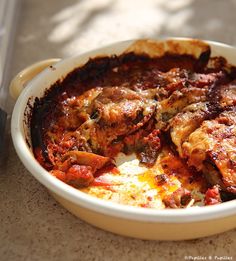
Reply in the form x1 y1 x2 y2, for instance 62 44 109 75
9 58 61 100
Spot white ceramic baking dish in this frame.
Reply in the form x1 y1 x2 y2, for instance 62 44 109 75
10 38 236 240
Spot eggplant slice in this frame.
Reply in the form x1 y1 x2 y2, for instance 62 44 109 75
78 86 157 154
182 110 236 193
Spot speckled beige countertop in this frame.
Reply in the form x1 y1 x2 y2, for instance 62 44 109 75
1 0 236 260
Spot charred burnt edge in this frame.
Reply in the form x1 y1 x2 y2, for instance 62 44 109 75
61 52 152 86
228 66 236 79
31 81 71 163
24 97 34 149
220 191 236 201
195 49 211 72
31 97 49 161
120 52 151 63
70 55 119 83
153 53 203 72
205 73 232 120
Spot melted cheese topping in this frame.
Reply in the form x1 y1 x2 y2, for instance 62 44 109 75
81 149 206 208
